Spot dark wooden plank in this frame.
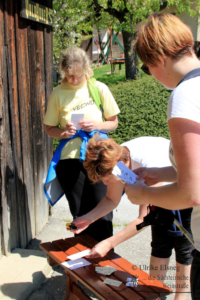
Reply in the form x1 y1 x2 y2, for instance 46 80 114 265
0 0 5 256
70 282 91 300
1 44 19 254
6 174 19 252
15 0 36 242
40 241 68 263
65 272 80 300
66 272 72 300
28 21 49 234
43 0 53 171
3 2 26 253
53 239 80 256
47 255 59 267
5 0 28 249
78 235 172 298
0 1 19 253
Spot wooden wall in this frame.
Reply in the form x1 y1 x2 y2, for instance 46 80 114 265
0 0 53 256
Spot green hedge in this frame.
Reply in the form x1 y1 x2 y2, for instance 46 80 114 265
107 76 171 144
53 76 171 151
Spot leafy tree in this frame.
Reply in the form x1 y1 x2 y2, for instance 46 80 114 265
52 0 93 72
53 0 200 79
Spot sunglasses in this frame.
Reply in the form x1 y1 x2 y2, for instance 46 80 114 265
141 64 151 76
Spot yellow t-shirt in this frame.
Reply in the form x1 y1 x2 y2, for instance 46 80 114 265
44 80 120 159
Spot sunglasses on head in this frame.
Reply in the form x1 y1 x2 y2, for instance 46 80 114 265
141 64 151 76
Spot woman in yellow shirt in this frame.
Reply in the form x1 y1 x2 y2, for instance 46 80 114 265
44 47 120 242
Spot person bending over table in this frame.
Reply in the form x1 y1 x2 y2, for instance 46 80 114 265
70 135 193 300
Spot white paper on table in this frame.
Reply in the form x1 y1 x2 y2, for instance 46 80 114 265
95 266 116 275
67 249 90 260
71 113 84 130
112 161 138 184
61 258 91 270
103 278 122 287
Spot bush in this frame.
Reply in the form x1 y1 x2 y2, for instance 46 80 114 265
107 76 171 144
53 139 60 153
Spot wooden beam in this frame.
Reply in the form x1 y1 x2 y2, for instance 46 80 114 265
5 0 27 249
28 20 49 234
15 0 36 241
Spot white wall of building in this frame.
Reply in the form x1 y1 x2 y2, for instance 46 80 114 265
92 28 108 60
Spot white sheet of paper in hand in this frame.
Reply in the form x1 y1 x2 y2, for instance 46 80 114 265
67 249 90 260
61 258 91 270
71 113 84 130
111 161 138 184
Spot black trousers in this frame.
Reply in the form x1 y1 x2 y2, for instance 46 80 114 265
56 159 113 242
151 208 194 265
191 249 200 300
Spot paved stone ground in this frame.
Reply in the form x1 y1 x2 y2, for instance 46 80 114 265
27 195 191 300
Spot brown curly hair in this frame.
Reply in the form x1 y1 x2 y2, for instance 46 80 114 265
83 135 129 183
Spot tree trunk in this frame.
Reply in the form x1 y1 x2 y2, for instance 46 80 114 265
122 29 138 80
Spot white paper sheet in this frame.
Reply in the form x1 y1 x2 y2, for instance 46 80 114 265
71 113 84 130
95 266 116 275
61 258 91 270
112 161 138 184
103 278 122 287
67 249 90 260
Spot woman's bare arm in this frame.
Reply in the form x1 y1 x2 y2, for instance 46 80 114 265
135 166 177 186
87 203 149 258
45 123 76 139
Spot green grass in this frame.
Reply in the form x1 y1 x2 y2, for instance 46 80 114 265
93 63 126 85
63 218 72 223
92 62 147 86
113 222 129 227
123 223 129 227
112 223 121 228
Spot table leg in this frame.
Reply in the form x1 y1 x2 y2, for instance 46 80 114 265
47 255 59 267
65 271 79 300
65 271 91 300
119 64 121 75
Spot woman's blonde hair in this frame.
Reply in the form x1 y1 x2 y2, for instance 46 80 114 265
134 13 194 66
60 47 93 81
83 135 129 183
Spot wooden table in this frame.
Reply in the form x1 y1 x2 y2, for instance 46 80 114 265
110 59 125 74
40 235 172 300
